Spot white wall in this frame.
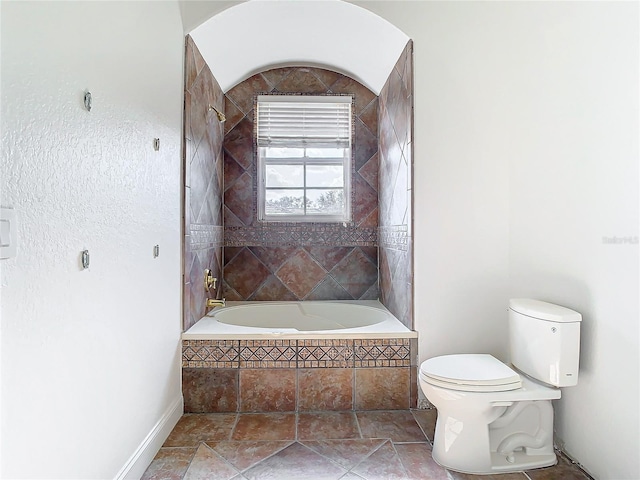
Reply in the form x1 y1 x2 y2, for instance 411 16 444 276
358 0 513 361
505 3 639 479
359 2 639 479
1 2 184 478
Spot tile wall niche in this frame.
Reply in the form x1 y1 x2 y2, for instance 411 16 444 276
222 67 380 301
183 35 224 331
378 41 414 330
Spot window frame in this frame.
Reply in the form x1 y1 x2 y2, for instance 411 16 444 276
255 94 354 224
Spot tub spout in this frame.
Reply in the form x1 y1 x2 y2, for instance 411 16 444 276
207 298 226 308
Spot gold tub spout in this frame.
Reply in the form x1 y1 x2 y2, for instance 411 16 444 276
207 298 226 308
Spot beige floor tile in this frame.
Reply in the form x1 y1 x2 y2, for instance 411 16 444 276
356 410 426 442
163 413 237 447
232 412 296 441
298 412 361 440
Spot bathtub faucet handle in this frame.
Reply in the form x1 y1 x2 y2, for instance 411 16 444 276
204 269 217 292
206 298 226 308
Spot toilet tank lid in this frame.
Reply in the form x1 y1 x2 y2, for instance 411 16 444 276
509 298 582 323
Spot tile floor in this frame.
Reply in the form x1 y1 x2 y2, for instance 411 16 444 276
142 410 593 480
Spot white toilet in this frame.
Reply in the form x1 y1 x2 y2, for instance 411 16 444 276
419 298 581 474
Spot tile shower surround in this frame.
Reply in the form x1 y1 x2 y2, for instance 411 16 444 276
182 338 418 413
184 35 224 331
379 41 413 329
182 38 414 328
222 66 382 304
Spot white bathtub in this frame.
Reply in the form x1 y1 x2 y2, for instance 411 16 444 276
183 300 416 340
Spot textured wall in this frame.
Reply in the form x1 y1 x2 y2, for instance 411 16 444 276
1 2 183 477
222 67 380 301
183 36 224 331
378 41 414 329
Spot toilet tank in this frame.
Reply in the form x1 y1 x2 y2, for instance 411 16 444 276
509 298 582 387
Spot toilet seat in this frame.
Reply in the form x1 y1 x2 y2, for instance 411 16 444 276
420 354 522 392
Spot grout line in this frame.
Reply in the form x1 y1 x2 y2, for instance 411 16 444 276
389 441 411 479
179 443 200 480
354 410 364 439
344 438 392 476
409 409 431 444
228 412 240 441
199 442 242 478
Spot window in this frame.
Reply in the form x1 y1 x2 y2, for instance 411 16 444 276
256 95 352 222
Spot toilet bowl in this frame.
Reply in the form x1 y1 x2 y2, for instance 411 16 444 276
420 354 560 474
418 299 582 475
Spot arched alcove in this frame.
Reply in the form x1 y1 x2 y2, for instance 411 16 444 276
189 0 409 94
183 0 414 335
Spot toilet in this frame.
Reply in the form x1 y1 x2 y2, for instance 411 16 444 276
419 298 581 474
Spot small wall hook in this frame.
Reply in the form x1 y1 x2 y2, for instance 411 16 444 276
84 91 92 112
81 250 90 269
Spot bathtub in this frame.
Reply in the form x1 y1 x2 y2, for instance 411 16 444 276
182 300 416 340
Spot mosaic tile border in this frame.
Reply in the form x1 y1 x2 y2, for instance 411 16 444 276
378 225 408 251
224 225 377 247
183 339 239 368
354 338 411 367
239 339 297 368
299 339 354 368
182 338 414 368
190 224 224 250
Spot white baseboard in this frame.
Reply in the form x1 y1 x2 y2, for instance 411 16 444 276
114 396 184 480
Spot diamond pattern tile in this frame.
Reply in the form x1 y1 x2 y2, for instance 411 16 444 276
274 68 329 93
354 339 411 367
226 73 271 115
249 246 299 271
183 340 239 368
223 172 254 226
206 440 292 472
243 442 347 480
145 411 592 480
351 440 408 480
330 249 378 299
250 275 298 301
182 444 239 480
275 249 327 299
298 339 353 368
378 41 413 330
222 66 381 302
183 36 224 332
239 340 297 368
223 248 270 299
223 117 255 170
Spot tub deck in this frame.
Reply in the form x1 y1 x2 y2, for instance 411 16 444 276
183 300 417 340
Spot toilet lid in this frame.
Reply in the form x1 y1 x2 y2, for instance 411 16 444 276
420 354 522 392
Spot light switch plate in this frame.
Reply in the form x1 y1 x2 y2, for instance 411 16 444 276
0 207 17 259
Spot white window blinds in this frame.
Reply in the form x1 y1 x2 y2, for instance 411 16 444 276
256 95 352 148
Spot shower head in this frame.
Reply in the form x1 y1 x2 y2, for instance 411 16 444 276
208 104 226 123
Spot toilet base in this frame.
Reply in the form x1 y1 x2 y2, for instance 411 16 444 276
423 377 560 476
432 450 557 475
